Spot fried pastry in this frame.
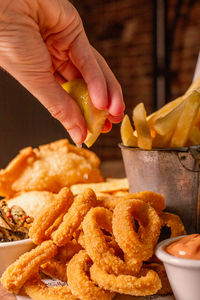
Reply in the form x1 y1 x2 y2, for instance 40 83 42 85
0 139 103 197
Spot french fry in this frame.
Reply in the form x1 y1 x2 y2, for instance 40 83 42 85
132 103 152 150
148 75 200 127
106 177 127 183
147 97 183 126
188 126 200 145
120 115 137 147
152 130 173 148
152 99 185 136
121 76 200 149
70 178 129 195
170 90 200 147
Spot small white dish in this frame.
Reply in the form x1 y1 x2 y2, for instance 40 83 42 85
156 236 200 300
0 238 34 276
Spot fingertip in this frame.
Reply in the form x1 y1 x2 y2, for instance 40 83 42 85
108 113 124 124
108 98 125 116
68 125 87 145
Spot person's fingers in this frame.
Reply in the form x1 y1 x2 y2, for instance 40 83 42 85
92 47 125 117
53 30 109 110
51 54 81 81
30 74 87 144
108 113 124 124
101 119 112 133
10 70 87 145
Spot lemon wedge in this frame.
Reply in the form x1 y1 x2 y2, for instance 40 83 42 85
62 79 109 147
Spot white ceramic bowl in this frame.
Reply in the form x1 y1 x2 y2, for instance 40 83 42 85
0 238 34 276
156 236 200 300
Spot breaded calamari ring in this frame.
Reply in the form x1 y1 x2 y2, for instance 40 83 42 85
131 191 165 214
96 193 123 211
112 199 161 262
57 240 83 263
96 191 165 214
52 189 97 246
67 250 115 300
145 263 172 295
82 207 142 275
29 188 73 244
45 212 66 240
90 264 161 296
77 231 123 258
0 240 57 294
24 274 78 300
40 258 68 282
160 212 186 237
40 240 82 282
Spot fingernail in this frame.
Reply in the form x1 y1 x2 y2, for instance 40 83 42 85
68 126 83 145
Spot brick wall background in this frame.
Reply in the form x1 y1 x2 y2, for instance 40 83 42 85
0 0 199 166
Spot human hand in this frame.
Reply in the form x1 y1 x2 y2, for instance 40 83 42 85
0 0 125 144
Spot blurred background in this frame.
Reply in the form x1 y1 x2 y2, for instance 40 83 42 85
0 0 199 167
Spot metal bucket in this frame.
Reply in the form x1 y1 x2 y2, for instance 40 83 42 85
119 144 200 234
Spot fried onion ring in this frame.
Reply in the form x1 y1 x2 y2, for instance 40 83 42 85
67 250 115 300
160 212 186 237
112 199 161 262
56 240 83 263
29 188 73 244
131 191 165 214
52 189 96 246
145 263 172 295
96 191 165 214
82 207 142 275
40 258 68 282
1 240 57 294
24 274 78 300
90 264 161 296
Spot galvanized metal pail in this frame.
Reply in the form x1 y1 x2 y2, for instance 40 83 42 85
120 144 200 234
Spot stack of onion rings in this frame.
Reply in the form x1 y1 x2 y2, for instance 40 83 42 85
0 188 186 299
82 206 142 275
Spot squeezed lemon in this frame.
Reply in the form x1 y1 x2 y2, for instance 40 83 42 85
62 79 108 147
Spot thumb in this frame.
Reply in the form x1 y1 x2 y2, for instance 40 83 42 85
21 72 87 145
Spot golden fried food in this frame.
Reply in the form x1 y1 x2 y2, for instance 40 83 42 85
0 186 186 299
52 189 97 246
40 258 68 282
24 274 78 300
56 240 83 263
121 78 200 149
82 207 142 275
0 139 103 197
67 250 115 300
96 190 165 214
29 188 73 245
90 264 161 296
160 212 186 237
112 199 161 263
145 263 172 295
6 191 68 219
131 191 165 214
70 178 129 195
0 240 57 294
